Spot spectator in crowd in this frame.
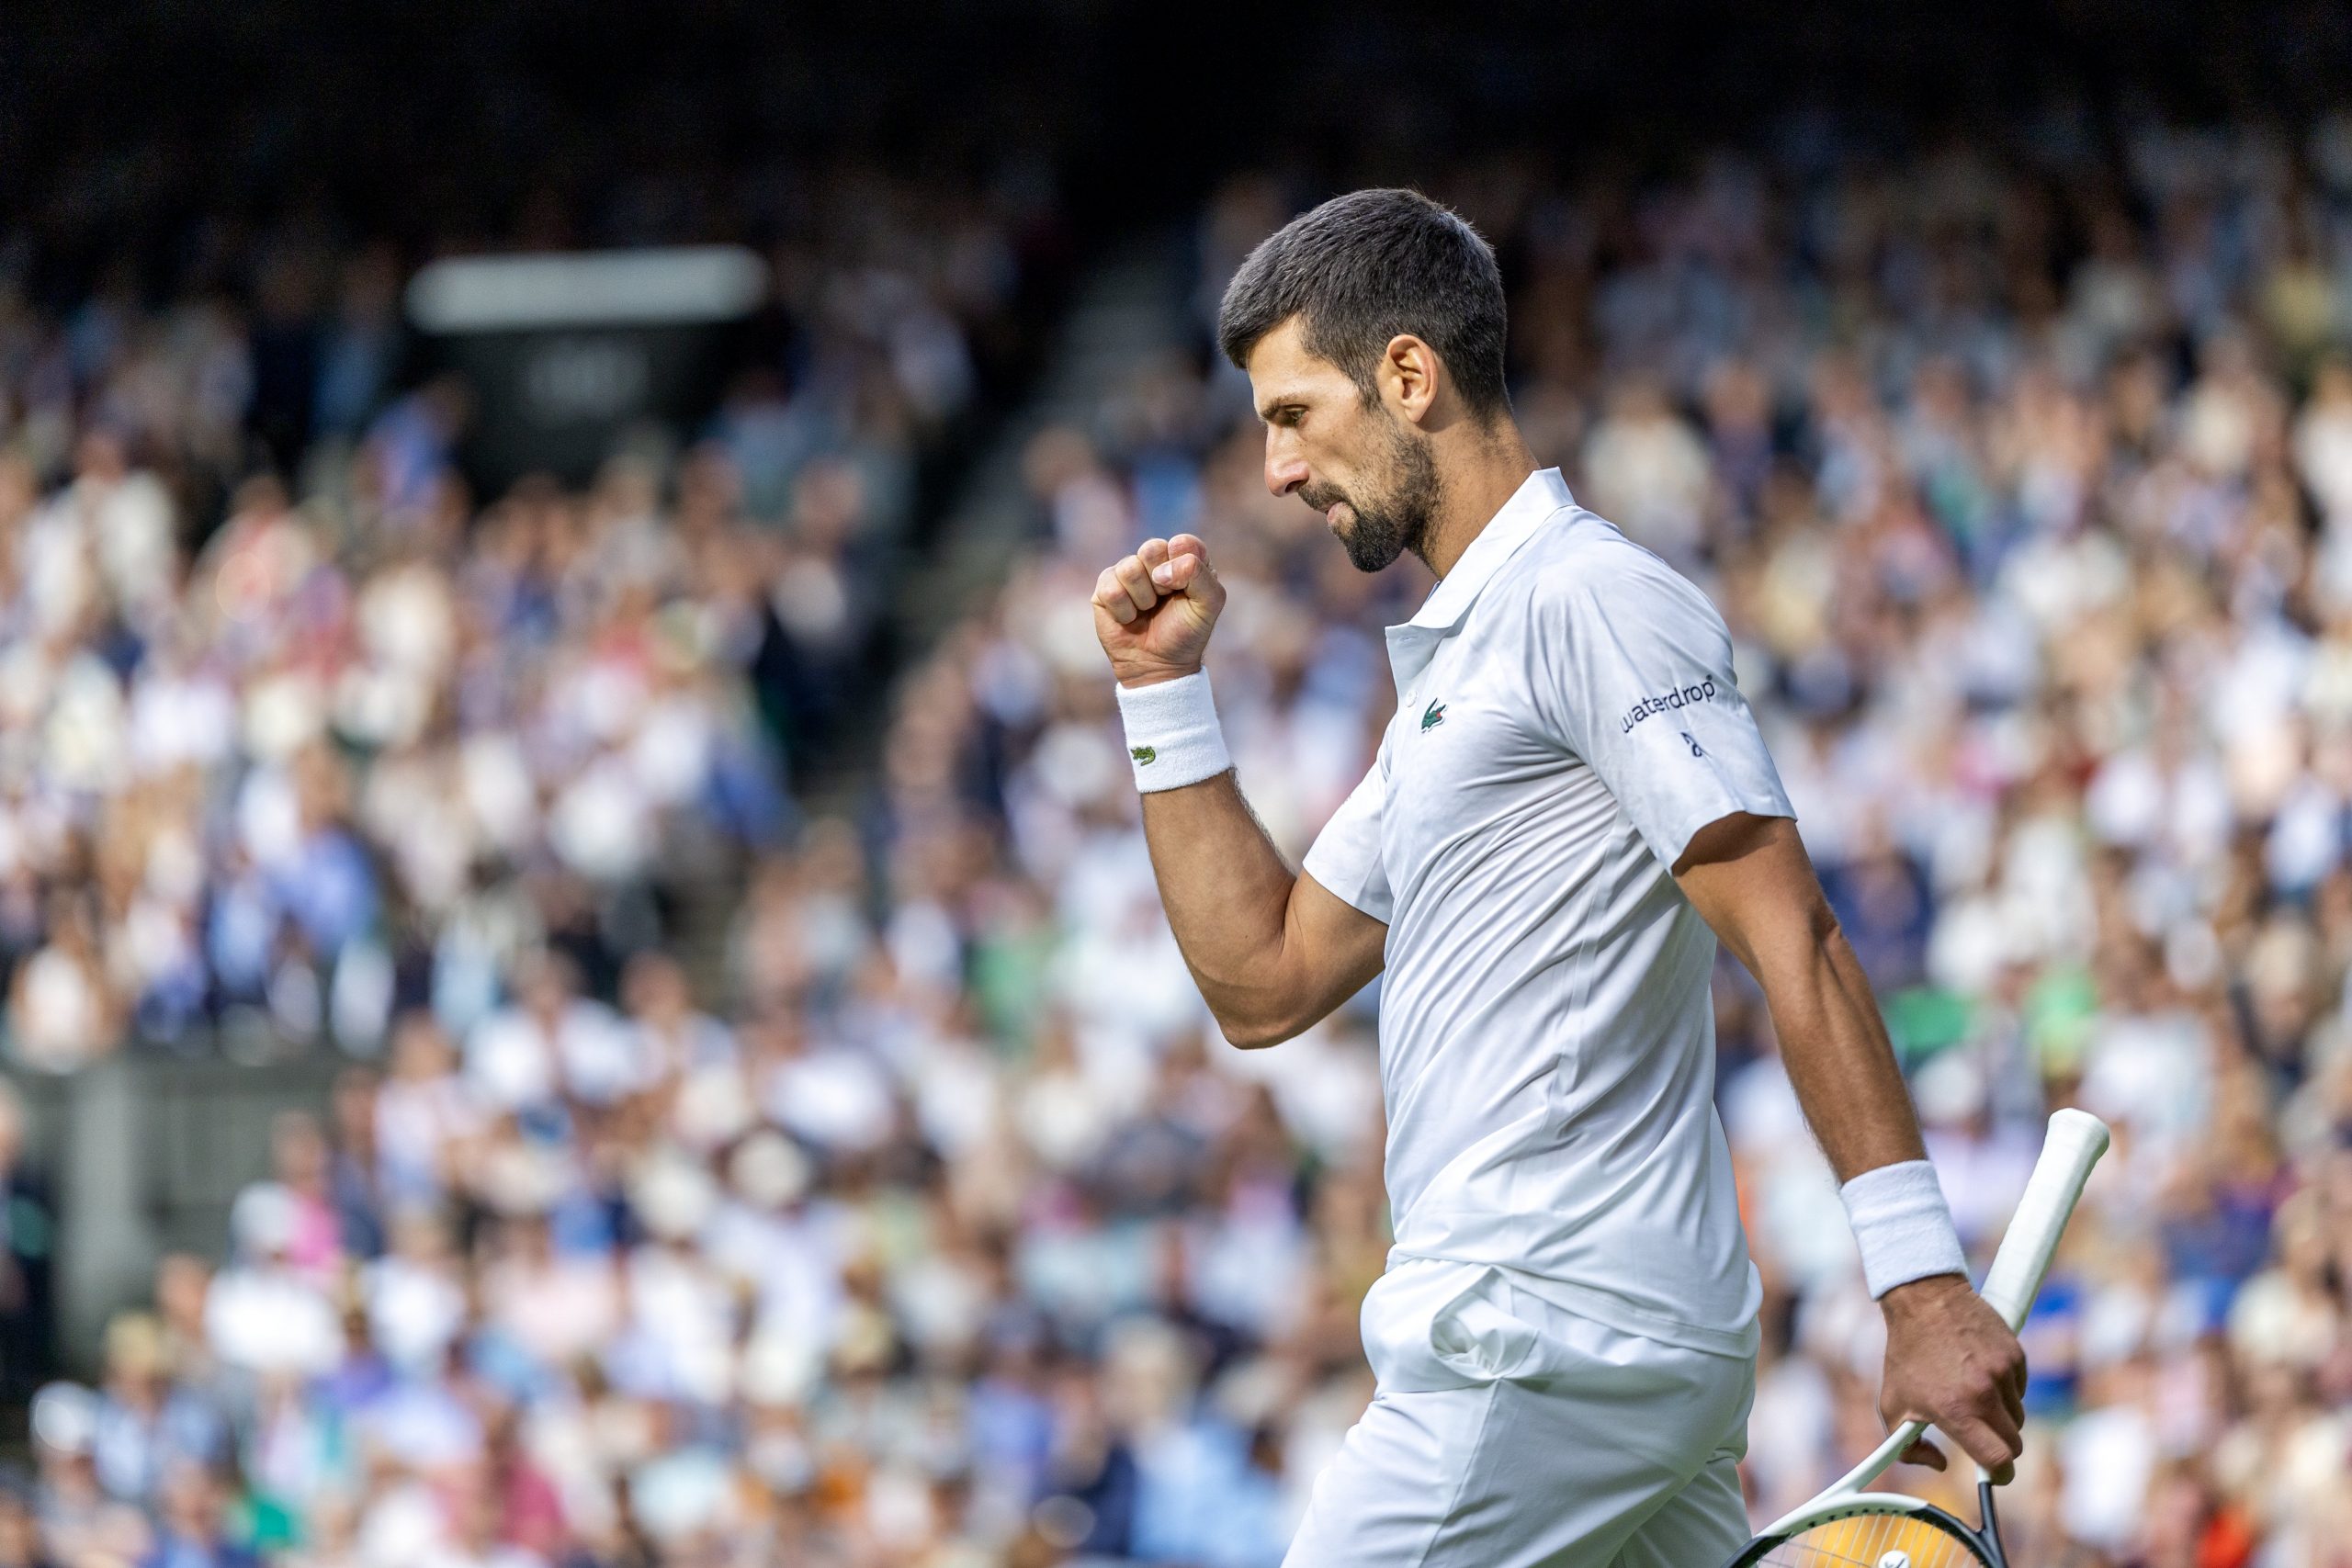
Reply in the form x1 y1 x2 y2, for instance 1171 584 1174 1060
0 1083 56 1404
0 1482 57 1568
140 1465 260 1568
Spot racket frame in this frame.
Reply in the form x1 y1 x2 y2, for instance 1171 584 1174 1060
1730 1481 2008 1568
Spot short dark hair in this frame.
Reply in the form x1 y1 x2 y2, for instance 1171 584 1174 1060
1216 187 1510 420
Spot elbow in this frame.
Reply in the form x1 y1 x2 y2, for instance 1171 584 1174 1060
1213 1005 1306 1051
1737 888 1846 982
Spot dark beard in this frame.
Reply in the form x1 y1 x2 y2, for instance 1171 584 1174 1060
1307 420 1443 573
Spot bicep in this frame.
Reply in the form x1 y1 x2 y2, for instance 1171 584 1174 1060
1275 870 1387 1036
1671 812 1835 976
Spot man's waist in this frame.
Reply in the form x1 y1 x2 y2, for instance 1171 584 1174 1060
1383 1244 1761 1360
1384 1193 1760 1359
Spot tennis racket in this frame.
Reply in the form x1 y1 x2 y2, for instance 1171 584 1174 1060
1721 1108 2111 1568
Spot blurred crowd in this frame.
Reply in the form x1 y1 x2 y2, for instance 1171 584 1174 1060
13 109 2352 1568
0 157 1058 1071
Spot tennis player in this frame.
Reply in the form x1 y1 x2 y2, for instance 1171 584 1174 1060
1091 188 2029 1568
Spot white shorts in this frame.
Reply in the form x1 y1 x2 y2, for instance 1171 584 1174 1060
1283 1258 1755 1568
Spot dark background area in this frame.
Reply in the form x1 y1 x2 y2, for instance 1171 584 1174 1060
10 0 2347 594
11 0 2352 287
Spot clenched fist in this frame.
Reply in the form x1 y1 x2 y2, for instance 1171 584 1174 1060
1091 533 1226 688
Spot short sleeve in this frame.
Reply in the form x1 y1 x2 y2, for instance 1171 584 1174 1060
1301 733 1394 922
1527 547 1793 870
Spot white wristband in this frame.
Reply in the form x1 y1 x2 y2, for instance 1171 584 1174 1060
1115 671 1232 792
1839 1159 1967 1298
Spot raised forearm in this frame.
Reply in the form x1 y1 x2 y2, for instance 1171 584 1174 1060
1091 534 1382 1046
1139 774 1310 1041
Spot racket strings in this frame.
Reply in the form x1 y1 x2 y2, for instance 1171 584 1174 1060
1756 1508 1986 1568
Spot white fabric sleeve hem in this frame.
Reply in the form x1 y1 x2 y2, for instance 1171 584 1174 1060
1115 671 1232 792
1648 802 1798 877
1838 1159 1967 1298
1299 739 1394 923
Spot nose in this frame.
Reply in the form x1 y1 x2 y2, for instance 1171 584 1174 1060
1265 441 1308 500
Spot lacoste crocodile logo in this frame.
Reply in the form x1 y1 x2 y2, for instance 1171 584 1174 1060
1420 699 1446 732
1130 745 1157 763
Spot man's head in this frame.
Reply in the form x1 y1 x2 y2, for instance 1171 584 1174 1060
1217 188 1510 571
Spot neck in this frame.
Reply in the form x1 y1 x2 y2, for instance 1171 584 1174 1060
1416 421 1539 579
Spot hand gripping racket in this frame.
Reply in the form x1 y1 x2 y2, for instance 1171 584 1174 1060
1721 1109 2112 1568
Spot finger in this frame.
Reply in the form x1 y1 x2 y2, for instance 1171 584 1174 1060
1093 567 1138 626
1999 1370 2025 1432
1136 537 1172 571
1111 555 1159 615
1946 1413 2023 1478
1156 536 1219 603
1154 553 1220 602
1898 1436 1946 1472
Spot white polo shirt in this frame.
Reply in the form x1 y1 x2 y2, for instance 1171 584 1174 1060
1303 468 1792 1358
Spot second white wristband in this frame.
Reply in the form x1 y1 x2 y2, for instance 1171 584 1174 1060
1115 671 1232 792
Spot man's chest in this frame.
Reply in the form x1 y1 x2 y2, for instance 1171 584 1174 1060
1377 632 1619 896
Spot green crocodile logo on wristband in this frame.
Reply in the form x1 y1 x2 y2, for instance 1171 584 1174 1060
1130 745 1157 764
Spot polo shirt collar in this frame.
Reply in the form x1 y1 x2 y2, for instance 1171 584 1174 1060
1402 467 1575 631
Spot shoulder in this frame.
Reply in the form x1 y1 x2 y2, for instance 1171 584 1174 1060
1507 511 1726 641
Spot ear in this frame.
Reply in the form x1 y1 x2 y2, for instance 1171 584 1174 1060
1380 333 1442 424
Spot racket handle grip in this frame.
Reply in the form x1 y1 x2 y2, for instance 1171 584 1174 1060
1978 1109 2109 1331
